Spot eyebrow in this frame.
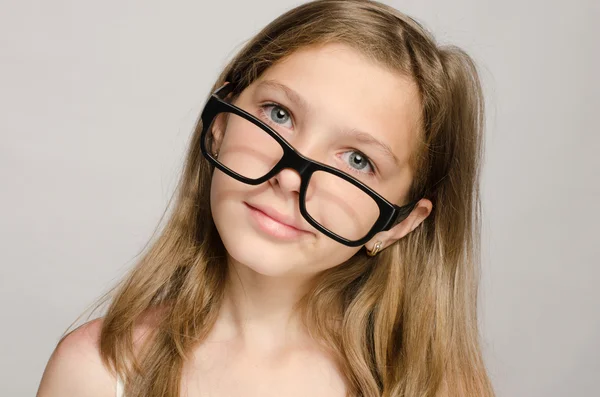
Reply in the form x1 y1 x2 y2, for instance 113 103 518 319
255 79 309 112
342 129 401 166
255 79 401 167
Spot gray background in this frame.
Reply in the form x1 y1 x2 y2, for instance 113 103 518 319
1 0 598 396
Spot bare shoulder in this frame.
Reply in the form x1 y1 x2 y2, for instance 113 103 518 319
37 318 115 397
37 307 167 397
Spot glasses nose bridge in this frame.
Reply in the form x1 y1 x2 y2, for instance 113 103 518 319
279 146 314 180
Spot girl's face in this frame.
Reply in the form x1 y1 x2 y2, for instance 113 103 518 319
210 42 421 278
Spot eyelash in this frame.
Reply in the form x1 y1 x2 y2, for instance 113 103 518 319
259 102 294 129
343 151 377 179
258 101 378 179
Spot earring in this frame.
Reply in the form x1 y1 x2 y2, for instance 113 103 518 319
213 152 218 158
366 241 383 257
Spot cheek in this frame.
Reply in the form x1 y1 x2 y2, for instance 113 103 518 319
209 168 230 205
209 171 255 266
210 170 242 237
209 169 248 229
304 175 382 242
215 115 284 180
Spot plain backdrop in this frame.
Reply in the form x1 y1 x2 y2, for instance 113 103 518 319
1 0 598 396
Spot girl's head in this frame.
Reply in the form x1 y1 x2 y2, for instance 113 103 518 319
208 41 429 279
97 1 493 396
199 0 463 280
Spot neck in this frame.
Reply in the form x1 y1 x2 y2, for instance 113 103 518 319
213 256 317 355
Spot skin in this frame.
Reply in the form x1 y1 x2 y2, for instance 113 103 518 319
37 42 432 397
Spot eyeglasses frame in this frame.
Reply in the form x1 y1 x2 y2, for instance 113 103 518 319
199 83 420 247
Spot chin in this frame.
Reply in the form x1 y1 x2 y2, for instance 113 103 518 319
224 234 302 277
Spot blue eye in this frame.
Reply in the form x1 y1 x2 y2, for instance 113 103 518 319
260 103 293 129
340 150 376 177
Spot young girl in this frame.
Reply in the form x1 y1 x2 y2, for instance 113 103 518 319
38 1 494 396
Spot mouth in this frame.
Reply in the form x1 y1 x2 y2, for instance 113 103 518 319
244 202 312 240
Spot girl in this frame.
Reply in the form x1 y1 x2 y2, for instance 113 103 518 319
38 1 494 396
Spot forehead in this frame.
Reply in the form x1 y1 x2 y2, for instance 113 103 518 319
247 42 422 170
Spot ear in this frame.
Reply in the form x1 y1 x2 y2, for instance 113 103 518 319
364 198 433 252
209 81 234 155
209 113 236 156
209 112 228 156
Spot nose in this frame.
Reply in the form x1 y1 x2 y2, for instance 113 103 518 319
270 167 302 195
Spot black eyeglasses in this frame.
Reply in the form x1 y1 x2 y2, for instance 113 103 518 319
200 83 420 247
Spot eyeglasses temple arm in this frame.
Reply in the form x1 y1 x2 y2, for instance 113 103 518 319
213 82 235 99
387 200 419 229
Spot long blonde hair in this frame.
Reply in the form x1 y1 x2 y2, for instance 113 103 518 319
70 1 494 395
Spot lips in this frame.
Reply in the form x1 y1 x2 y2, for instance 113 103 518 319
244 202 310 233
